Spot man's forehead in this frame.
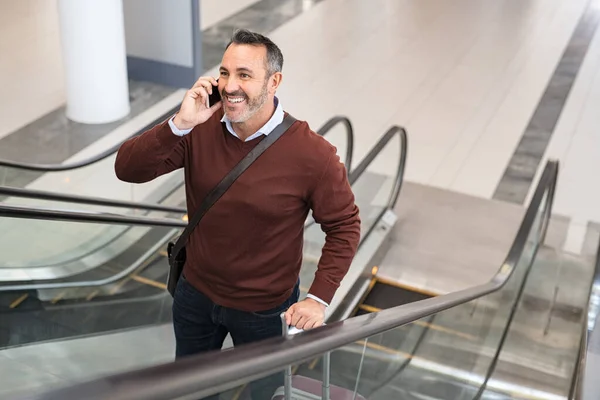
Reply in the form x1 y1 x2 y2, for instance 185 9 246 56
221 44 267 70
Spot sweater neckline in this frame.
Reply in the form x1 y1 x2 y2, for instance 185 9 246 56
221 123 265 149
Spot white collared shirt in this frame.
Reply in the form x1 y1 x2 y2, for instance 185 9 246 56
168 98 328 307
169 97 284 141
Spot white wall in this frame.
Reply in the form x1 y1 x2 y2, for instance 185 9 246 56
123 0 194 67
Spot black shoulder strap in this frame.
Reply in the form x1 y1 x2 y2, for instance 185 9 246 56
169 113 297 263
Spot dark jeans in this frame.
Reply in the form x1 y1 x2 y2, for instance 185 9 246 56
172 275 299 400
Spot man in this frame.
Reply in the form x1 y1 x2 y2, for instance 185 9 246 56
115 29 360 398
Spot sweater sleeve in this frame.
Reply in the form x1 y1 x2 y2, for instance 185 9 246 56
114 117 188 183
308 151 361 304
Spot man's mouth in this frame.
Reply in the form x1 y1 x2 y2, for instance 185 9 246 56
225 95 246 104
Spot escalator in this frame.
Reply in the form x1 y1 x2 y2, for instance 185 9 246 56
7 157 591 400
354 272 437 316
0 112 593 399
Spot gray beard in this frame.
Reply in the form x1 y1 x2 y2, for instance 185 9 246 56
225 82 269 123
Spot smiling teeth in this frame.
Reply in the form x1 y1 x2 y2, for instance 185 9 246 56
228 96 244 103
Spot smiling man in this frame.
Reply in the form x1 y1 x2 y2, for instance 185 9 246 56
115 29 360 399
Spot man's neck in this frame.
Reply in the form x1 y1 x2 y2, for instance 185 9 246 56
231 99 276 141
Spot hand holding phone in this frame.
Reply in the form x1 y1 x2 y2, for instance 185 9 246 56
173 76 221 130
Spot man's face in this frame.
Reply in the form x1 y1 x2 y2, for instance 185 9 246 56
218 44 271 123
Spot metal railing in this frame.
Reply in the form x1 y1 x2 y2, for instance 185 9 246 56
0 107 179 172
0 186 187 214
23 160 559 400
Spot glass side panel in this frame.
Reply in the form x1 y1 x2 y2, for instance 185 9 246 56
481 201 591 398
191 189 547 400
0 217 177 349
0 202 184 276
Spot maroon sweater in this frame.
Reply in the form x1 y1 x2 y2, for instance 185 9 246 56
114 109 360 311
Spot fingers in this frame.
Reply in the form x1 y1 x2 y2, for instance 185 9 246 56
285 304 295 326
192 76 218 93
188 86 209 106
285 301 324 331
209 100 222 112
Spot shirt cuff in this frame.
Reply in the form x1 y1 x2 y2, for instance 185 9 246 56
306 293 329 307
168 115 193 136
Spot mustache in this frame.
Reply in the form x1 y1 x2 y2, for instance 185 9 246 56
222 90 247 98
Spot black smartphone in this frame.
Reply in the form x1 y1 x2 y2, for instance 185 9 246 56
208 81 221 106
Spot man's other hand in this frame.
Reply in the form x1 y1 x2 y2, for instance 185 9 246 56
284 298 326 330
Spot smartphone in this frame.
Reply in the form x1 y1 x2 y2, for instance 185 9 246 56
208 80 221 106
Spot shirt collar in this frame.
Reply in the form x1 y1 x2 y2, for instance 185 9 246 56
221 97 284 141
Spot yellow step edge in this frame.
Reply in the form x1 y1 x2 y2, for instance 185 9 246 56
132 275 167 290
51 291 66 304
374 276 440 298
86 290 100 301
358 304 381 313
9 294 28 309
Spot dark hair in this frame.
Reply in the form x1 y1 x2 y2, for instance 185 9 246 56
226 29 283 76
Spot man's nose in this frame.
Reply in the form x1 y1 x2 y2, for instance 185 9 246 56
223 78 240 94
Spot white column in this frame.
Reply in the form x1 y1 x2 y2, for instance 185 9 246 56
57 0 130 124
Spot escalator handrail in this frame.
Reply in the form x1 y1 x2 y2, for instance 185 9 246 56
0 203 187 228
0 186 187 214
0 115 354 216
304 124 406 229
27 160 559 400
0 106 179 172
316 115 354 170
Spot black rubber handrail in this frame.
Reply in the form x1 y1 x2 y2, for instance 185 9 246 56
22 160 559 400
0 186 187 214
316 116 354 169
0 203 187 228
0 106 179 172
0 115 354 216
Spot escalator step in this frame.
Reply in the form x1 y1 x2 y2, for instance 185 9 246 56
362 281 433 310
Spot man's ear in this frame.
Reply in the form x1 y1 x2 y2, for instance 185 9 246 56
269 72 283 94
